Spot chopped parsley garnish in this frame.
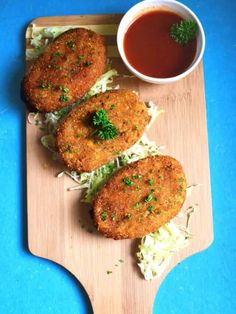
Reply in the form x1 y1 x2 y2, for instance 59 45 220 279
59 86 69 93
123 178 133 186
53 51 61 57
136 186 141 191
151 189 155 193
100 212 107 221
170 20 198 45
66 40 76 51
132 174 142 179
133 202 141 208
39 83 47 90
91 109 118 141
75 61 80 65
92 109 107 126
64 143 71 153
126 213 132 219
110 104 116 110
147 179 154 186
59 94 69 102
98 125 118 140
78 54 84 59
144 194 153 203
111 213 116 221
147 205 154 213
154 196 159 201
84 61 92 67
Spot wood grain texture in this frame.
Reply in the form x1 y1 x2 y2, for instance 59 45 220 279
26 14 213 314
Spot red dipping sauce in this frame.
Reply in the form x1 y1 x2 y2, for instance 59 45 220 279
124 10 197 78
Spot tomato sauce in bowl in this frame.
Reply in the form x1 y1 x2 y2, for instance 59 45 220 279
123 10 197 78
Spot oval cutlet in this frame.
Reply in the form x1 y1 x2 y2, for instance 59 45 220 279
56 89 150 172
93 155 187 240
22 28 106 112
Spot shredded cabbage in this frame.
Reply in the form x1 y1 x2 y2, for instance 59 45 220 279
146 101 164 130
82 69 118 100
26 25 73 60
137 221 189 280
59 135 163 201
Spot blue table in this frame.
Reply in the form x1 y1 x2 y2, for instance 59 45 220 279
0 0 235 313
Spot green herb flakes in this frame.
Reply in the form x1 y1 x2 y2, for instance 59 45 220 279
147 179 154 186
110 104 116 110
84 61 92 67
66 40 76 51
170 19 198 45
100 212 107 221
133 202 141 208
132 174 142 179
59 94 69 102
92 109 118 141
144 194 153 203
53 51 61 57
147 205 154 213
123 178 133 186
39 83 47 90
59 86 69 93
64 143 71 153
126 213 132 219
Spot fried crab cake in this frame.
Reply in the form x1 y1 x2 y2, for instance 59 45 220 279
22 28 106 112
93 155 187 239
56 89 150 172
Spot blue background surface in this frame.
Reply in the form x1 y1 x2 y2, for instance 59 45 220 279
0 0 235 313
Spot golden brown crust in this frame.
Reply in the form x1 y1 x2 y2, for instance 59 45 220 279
22 28 106 112
56 89 150 172
93 155 187 239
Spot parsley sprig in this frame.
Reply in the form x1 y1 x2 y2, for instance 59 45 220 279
170 19 198 45
91 109 118 141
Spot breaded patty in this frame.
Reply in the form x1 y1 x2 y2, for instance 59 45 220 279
93 155 187 239
22 28 106 112
56 90 150 172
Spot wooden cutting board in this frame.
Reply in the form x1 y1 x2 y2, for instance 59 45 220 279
26 14 213 314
